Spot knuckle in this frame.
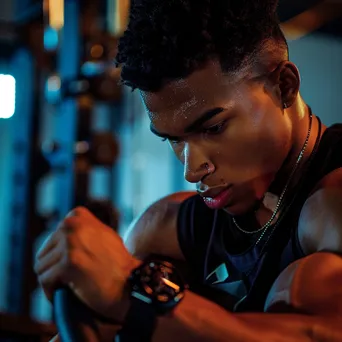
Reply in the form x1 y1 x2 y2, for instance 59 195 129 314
63 216 77 226
35 232 56 260
38 273 49 286
70 206 89 217
60 216 79 234
39 267 62 286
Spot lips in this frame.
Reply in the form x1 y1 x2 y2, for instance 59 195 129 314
199 185 233 210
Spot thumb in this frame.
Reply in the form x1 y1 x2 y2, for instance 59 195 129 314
49 334 60 342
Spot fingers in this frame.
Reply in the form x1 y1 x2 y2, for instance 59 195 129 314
37 215 84 258
35 244 63 276
35 206 101 303
35 214 84 301
67 206 94 219
37 207 93 258
36 231 60 260
38 263 66 301
38 250 84 302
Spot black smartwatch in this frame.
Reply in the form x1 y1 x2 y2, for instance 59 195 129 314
118 259 187 342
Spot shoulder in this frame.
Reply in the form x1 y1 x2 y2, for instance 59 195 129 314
266 167 342 314
265 251 342 314
123 191 196 260
298 167 342 254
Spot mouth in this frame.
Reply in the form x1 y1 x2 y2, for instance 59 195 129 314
199 185 233 210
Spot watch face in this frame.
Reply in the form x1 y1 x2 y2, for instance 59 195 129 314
132 261 186 308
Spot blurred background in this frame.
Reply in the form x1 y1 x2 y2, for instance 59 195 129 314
0 0 341 340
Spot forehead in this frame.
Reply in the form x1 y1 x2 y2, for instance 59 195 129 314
140 61 246 130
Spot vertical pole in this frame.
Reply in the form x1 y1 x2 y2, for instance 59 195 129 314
53 0 80 218
7 48 36 315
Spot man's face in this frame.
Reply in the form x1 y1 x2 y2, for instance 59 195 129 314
141 60 293 215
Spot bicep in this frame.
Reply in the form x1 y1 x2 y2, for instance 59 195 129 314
298 168 342 255
123 192 195 260
265 252 342 316
269 170 342 315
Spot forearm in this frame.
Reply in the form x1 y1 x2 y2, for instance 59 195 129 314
153 291 342 342
51 322 122 342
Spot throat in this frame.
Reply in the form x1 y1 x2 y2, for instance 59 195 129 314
239 192 280 231
255 203 279 227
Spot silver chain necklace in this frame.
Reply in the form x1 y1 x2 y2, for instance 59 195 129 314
232 111 313 245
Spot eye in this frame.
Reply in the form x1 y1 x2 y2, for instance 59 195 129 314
161 137 181 144
204 121 227 135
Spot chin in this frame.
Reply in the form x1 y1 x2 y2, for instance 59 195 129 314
223 200 259 217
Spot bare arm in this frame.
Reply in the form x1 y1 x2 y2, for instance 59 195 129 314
51 252 342 342
50 191 195 342
123 191 196 260
134 172 342 342
151 252 342 342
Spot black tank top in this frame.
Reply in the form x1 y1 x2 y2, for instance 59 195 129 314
177 123 342 312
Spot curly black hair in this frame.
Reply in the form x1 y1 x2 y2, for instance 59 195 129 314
115 0 288 92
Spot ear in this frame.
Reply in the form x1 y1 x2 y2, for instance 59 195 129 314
269 61 301 109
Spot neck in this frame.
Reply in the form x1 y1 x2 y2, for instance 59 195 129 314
268 96 324 197
253 97 324 227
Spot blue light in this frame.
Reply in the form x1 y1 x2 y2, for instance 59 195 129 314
0 74 16 119
44 27 59 51
81 61 104 77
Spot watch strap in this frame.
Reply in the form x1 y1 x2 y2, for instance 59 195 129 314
118 296 157 342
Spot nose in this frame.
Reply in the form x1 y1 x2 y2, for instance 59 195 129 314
184 162 210 183
183 143 212 183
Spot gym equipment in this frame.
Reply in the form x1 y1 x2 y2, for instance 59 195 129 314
75 132 120 168
54 289 101 342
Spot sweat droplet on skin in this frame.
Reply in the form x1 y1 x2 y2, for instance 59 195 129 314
173 96 198 117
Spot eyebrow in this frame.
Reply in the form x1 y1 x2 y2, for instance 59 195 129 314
150 107 225 139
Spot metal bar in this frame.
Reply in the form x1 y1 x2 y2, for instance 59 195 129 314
53 0 81 217
6 48 36 315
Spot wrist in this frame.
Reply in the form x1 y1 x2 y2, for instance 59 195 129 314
109 257 142 323
117 259 188 341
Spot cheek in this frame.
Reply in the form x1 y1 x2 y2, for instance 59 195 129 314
259 118 292 167
215 111 292 176
252 124 291 173
248 100 291 161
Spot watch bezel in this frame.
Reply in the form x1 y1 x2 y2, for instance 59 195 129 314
129 260 187 313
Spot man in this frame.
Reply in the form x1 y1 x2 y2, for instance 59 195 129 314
35 0 342 341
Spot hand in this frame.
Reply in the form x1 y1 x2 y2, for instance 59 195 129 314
34 207 141 321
